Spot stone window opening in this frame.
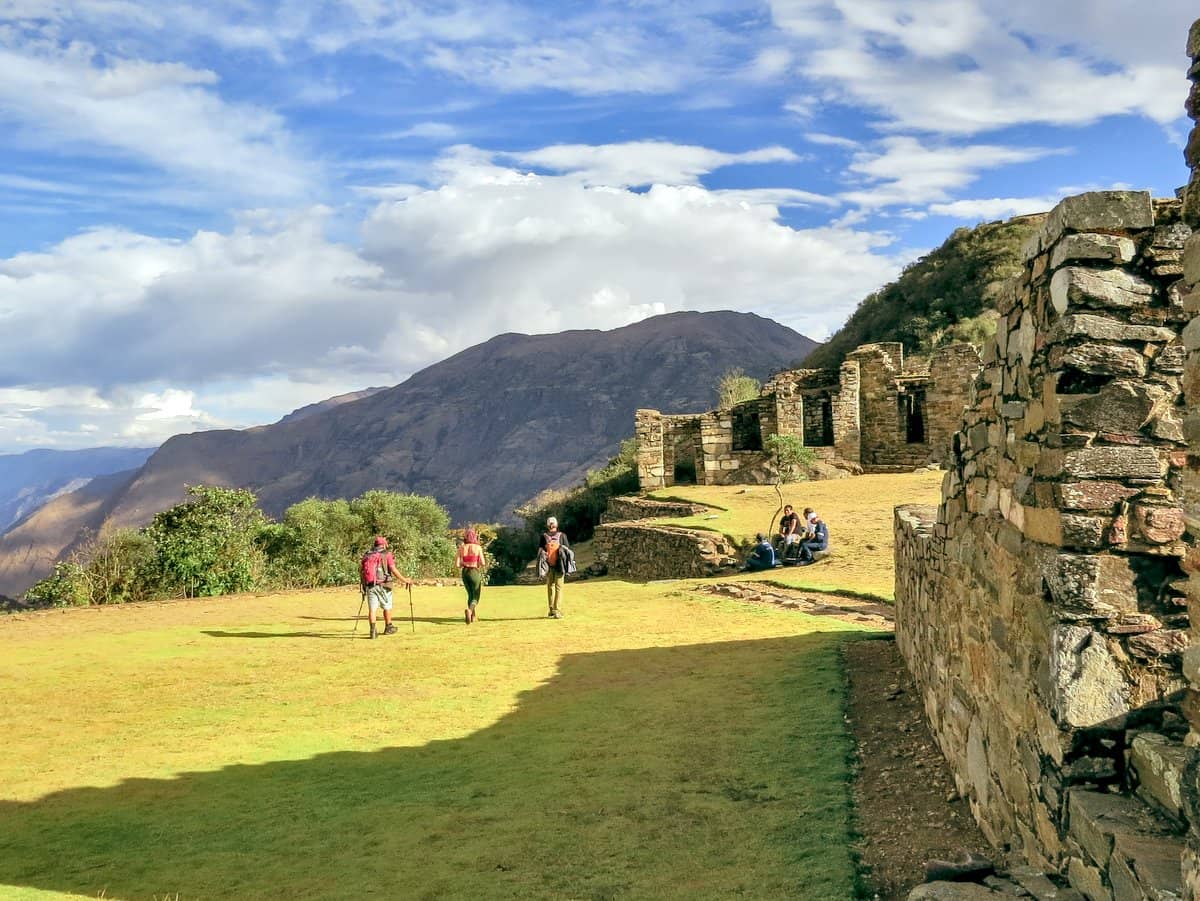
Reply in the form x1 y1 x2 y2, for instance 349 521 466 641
900 388 927 444
803 395 835 447
731 408 763 452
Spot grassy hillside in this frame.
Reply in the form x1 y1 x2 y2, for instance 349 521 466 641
650 470 945 600
0 581 870 900
802 215 1043 371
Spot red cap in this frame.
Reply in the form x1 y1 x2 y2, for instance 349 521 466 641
374 536 388 548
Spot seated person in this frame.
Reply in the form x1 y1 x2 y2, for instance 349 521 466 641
745 533 777 571
798 516 829 565
802 507 817 537
777 505 802 549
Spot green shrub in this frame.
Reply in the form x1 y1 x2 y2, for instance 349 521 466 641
147 486 268 598
765 435 818 483
348 491 457 578
260 498 364 588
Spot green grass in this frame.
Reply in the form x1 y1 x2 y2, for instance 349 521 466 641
0 579 872 900
648 470 944 601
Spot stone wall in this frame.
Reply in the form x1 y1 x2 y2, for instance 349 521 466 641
593 521 739 581
1177 19 1200 901
635 341 980 489
894 186 1194 893
601 497 708 523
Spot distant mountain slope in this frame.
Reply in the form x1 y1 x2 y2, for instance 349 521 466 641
802 214 1044 371
1 311 818 597
0 468 140 599
0 447 156 532
274 387 388 425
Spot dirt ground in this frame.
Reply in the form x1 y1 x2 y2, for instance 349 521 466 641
845 636 993 900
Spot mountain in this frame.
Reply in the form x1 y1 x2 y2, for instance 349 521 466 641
0 311 818 597
802 214 1044 371
274 387 388 425
0 447 156 532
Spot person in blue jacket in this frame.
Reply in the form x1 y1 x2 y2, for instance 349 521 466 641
745 533 777 571
798 515 829 565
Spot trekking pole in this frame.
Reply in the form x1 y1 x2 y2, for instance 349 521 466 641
351 586 366 639
407 582 416 633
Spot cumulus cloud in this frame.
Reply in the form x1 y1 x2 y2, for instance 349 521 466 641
769 0 1195 135
0 148 906 451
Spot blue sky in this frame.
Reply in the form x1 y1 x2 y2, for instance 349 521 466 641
0 0 1195 453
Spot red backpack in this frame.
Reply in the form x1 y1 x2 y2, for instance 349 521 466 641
361 548 389 586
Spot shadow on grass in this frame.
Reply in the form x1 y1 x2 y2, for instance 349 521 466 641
0 634 863 900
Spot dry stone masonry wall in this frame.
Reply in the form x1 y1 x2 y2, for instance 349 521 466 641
636 342 982 489
592 521 739 581
895 180 1197 897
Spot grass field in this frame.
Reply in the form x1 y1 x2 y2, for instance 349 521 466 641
649 471 944 600
0 577 878 899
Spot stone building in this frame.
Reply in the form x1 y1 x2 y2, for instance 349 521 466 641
635 341 982 490
893 183 1197 896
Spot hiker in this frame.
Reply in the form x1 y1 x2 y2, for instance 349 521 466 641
457 528 486 624
745 533 777 571
361 536 413 639
797 515 829 565
803 507 818 538
537 516 574 619
777 504 802 550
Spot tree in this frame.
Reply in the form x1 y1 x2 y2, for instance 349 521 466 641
764 434 818 484
147 486 268 598
716 368 761 409
347 491 456 578
261 497 364 588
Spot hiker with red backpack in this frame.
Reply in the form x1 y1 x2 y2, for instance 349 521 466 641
361 536 413 639
537 516 574 619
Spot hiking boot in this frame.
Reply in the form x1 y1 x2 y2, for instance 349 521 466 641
465 608 471 625
383 623 398 636
552 611 563 619
369 623 377 640
470 607 477 623
547 610 556 618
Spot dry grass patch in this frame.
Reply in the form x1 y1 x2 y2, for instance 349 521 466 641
648 470 944 600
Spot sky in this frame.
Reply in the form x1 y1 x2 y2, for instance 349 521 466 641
0 0 1196 454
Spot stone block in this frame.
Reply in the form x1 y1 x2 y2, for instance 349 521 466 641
1058 482 1141 512
1050 268 1156 316
1063 447 1165 480
1185 234 1200 286
1051 314 1176 345
1039 192 1154 254
1129 732 1190 820
1068 789 1171 869
1044 553 1137 616
1025 506 1064 546
1050 343 1147 379
1052 628 1130 727
1130 504 1186 545
1111 832 1185 901
1126 629 1189 661
1066 854 1111 901
1060 382 1166 437
1051 234 1138 270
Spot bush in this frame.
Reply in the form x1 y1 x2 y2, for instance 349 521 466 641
348 491 457 579
23 529 157 607
147 486 268 598
260 498 364 588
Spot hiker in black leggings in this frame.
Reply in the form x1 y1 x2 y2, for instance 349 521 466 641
457 528 486 623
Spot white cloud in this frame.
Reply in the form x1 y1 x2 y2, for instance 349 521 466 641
923 196 1060 221
770 0 1195 135
0 148 908 451
840 136 1062 210
385 122 460 141
0 31 315 198
506 141 801 187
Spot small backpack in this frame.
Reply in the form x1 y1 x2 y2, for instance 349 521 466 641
361 549 389 586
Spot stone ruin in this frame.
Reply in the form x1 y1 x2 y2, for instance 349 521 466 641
635 341 983 490
893 20 1200 899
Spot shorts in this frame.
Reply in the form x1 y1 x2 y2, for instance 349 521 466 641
367 584 393 612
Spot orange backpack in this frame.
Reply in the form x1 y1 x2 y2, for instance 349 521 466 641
546 534 560 566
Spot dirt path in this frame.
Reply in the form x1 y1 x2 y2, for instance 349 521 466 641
695 581 894 629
